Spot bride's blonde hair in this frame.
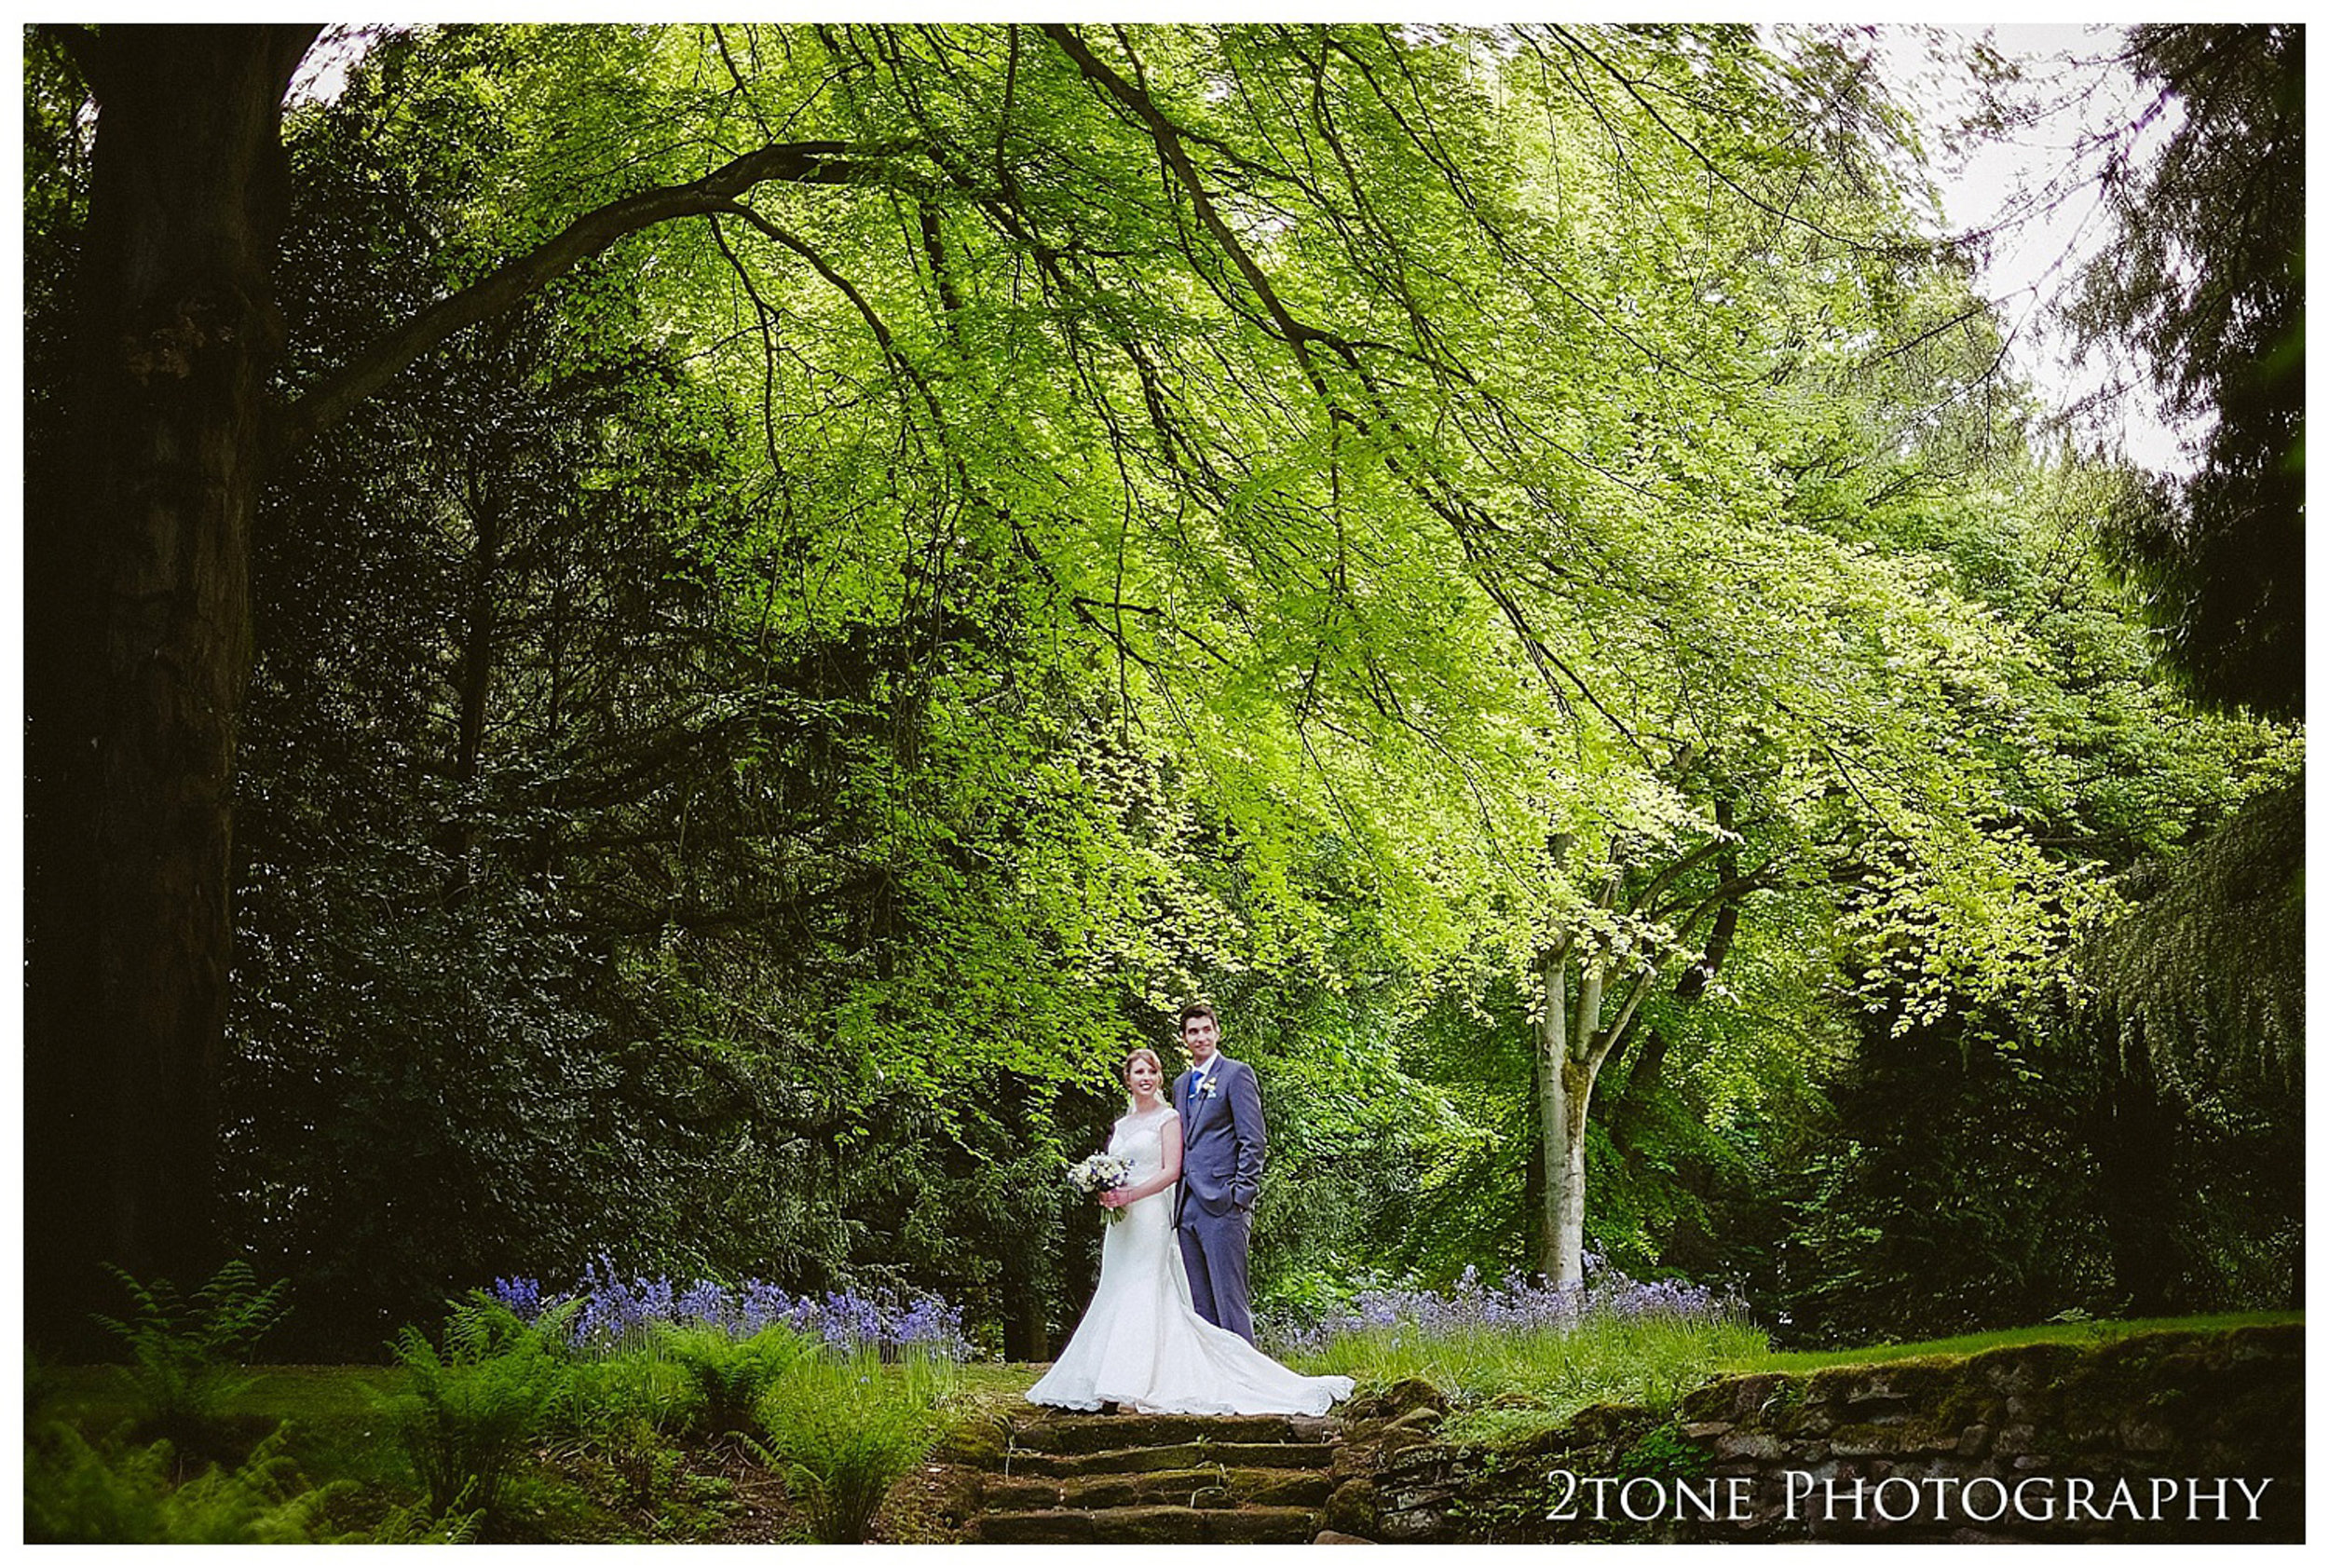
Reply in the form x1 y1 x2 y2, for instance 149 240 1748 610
1121 1046 1164 1105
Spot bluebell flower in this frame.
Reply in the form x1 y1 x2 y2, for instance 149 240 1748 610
490 1276 542 1322
1285 1254 1739 1350
483 1259 973 1360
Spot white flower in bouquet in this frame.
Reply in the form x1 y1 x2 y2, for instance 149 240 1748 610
1068 1152 1135 1223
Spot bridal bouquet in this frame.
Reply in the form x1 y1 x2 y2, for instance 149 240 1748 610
1068 1152 1135 1224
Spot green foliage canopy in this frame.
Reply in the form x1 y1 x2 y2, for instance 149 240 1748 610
22 21 2295 1347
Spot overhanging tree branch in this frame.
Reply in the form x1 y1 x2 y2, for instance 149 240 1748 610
272 137 892 458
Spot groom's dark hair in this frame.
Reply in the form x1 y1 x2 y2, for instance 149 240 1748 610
1178 1002 1218 1031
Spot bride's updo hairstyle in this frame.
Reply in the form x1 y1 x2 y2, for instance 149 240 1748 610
1122 1046 1164 1103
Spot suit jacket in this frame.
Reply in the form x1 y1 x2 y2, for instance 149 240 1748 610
1172 1054 1265 1221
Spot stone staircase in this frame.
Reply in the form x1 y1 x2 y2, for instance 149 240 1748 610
963 1409 1346 1543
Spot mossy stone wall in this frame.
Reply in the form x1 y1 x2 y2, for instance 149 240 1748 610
1341 1325 2302 1544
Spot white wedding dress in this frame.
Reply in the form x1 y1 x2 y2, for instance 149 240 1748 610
1026 1105 1355 1416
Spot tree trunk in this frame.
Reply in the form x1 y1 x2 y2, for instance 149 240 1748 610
1540 1048 1595 1291
23 24 317 1347
443 486 503 904
1532 943 1598 1289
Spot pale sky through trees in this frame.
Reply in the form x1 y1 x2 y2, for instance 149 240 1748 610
1868 20 2193 473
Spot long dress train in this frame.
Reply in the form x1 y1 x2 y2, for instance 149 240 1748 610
1026 1105 1354 1416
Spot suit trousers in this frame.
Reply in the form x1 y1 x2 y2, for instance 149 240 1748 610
1178 1205 1255 1343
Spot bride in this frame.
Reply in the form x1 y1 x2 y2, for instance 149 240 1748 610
1027 1047 1354 1416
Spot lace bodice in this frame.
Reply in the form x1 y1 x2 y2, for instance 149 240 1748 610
1109 1105 1178 1183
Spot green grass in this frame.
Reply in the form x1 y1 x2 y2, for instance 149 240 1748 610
1290 1314 1768 1441
1284 1307 2302 1449
951 1359 1042 1410
232 1368 420 1525
41 1366 408 1472
1723 1310 2304 1374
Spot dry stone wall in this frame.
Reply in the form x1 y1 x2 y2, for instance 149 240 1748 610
1336 1324 2302 1544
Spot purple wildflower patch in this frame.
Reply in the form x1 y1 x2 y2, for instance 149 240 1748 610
1268 1258 1745 1357
487 1254 970 1359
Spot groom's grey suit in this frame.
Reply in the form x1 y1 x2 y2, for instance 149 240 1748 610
1172 1054 1265 1343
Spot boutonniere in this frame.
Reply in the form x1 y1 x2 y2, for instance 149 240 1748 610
1197 1077 1220 1100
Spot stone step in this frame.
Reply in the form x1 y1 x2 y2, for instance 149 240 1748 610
985 1465 1337 1514
1004 1439 1339 1478
1011 1409 1341 1453
972 1504 1324 1545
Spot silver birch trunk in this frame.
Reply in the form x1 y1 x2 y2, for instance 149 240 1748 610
1533 940 1602 1290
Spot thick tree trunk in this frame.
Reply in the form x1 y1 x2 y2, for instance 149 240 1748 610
23 24 316 1347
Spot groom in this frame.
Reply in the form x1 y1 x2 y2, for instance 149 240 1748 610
1171 1002 1265 1343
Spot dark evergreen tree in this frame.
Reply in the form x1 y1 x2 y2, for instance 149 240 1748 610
2074 23 2304 719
